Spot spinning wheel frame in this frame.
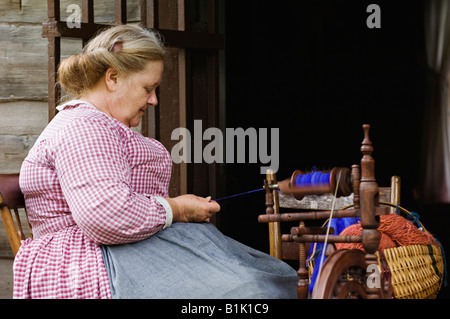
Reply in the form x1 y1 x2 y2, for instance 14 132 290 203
260 124 390 299
307 200 418 300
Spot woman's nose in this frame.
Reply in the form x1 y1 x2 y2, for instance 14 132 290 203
148 92 158 106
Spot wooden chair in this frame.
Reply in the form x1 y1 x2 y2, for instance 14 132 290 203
0 173 32 256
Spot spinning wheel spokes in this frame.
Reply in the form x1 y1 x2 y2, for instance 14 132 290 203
312 249 369 299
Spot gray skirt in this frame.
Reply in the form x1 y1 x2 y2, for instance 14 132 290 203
100 222 298 299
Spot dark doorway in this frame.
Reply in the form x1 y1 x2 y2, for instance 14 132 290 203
221 0 427 253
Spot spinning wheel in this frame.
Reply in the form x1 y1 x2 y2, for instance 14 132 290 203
312 249 369 299
258 124 443 299
258 124 392 299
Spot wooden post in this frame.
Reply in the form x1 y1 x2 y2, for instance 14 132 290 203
140 0 158 139
351 164 360 209
206 0 220 202
359 124 382 299
46 0 61 122
81 0 94 46
359 124 380 254
156 0 186 197
297 221 309 299
390 176 401 213
115 0 127 25
265 169 282 259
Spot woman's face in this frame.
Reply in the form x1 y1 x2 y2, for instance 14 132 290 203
110 61 164 128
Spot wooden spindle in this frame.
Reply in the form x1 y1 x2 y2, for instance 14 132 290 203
297 221 309 299
359 124 381 254
265 169 282 259
352 164 360 209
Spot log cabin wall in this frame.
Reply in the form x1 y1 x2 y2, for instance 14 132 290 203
0 1 48 175
0 1 50 257
0 0 143 174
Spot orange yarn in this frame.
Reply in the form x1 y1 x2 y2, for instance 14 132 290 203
335 214 437 252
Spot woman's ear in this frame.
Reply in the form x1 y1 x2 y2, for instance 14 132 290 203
105 67 119 91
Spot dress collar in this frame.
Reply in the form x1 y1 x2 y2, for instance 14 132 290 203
56 99 97 111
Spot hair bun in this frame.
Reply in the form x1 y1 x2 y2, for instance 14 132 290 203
57 25 165 99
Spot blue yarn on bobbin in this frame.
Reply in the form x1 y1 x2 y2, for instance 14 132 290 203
295 171 331 187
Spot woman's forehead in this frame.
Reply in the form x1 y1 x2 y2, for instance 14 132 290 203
134 61 164 82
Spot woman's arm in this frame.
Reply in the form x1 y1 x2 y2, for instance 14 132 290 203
53 117 170 245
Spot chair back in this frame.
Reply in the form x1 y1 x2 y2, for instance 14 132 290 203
0 173 31 256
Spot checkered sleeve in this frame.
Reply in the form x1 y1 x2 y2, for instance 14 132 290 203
53 116 168 245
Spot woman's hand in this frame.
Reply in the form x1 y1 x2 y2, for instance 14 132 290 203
165 194 221 223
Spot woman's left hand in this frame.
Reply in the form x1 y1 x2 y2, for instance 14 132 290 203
165 194 221 223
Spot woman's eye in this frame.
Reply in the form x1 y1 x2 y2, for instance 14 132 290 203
144 84 159 94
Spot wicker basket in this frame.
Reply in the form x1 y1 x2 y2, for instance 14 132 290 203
378 244 445 299
307 201 446 299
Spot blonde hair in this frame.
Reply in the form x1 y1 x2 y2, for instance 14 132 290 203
58 24 165 99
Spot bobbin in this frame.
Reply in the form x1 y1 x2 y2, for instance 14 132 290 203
274 167 353 200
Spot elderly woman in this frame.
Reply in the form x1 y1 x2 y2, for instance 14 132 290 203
13 25 298 299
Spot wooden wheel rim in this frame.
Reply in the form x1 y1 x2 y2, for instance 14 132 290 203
312 249 368 299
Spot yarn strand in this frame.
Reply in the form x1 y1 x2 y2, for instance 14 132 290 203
212 188 264 202
312 170 342 295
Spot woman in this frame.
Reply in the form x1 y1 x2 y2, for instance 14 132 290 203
13 25 298 299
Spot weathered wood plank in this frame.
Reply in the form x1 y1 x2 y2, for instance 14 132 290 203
0 135 38 174
0 0 141 24
0 101 47 135
0 0 142 101
0 258 13 298
0 24 83 101
0 25 48 99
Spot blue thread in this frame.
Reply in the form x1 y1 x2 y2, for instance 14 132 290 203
434 238 448 287
295 171 331 187
407 211 421 229
212 188 264 202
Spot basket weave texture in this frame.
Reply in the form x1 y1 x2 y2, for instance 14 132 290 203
380 244 444 299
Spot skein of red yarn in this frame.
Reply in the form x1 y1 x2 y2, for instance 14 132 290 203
335 213 437 252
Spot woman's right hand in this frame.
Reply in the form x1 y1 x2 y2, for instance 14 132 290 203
165 194 221 223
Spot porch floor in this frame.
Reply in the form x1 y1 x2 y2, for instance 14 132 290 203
0 258 13 299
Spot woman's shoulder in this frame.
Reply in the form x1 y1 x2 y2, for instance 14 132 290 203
56 101 134 141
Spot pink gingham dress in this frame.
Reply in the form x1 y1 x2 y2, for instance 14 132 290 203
13 101 172 299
